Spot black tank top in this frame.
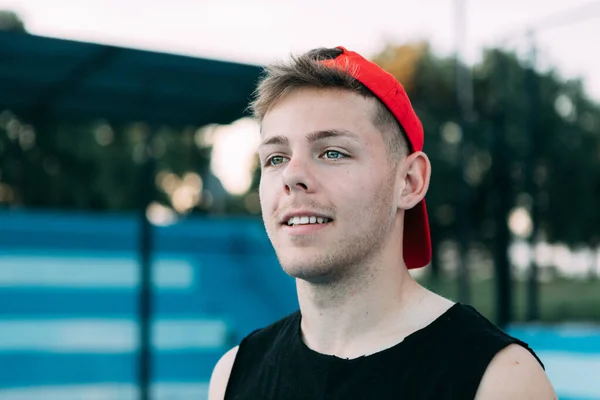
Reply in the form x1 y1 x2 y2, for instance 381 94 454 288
225 303 543 400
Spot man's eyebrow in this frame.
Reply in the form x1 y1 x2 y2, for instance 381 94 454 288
305 129 360 142
258 129 360 150
258 135 289 149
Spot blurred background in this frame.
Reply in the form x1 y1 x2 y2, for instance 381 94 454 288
0 0 599 399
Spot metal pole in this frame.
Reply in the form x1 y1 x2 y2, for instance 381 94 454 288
455 0 472 304
524 30 540 322
455 0 474 117
139 123 156 400
492 51 512 328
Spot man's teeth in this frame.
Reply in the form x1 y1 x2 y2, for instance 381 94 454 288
287 216 331 226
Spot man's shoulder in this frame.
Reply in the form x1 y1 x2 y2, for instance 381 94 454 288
208 310 300 400
443 302 503 332
475 343 557 399
443 304 541 362
432 303 555 399
208 346 239 400
445 304 529 343
449 305 556 398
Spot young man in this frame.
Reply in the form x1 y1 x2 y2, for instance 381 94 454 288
209 47 556 399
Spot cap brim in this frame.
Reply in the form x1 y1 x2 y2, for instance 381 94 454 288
403 199 432 269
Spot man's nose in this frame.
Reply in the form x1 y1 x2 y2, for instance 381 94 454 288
281 155 316 195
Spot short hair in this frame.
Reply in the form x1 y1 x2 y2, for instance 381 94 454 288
249 47 410 161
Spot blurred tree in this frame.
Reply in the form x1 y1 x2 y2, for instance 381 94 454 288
0 10 27 33
1 38 599 260
0 114 216 215
383 45 600 278
371 42 429 93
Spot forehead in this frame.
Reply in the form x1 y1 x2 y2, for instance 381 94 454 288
260 88 380 141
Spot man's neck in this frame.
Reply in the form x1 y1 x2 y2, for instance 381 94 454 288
295 258 437 360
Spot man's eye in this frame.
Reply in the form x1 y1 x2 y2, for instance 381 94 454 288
266 155 287 166
323 150 345 160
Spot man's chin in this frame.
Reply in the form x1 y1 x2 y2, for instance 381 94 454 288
278 259 340 284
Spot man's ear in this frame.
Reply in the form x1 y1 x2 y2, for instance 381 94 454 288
397 151 431 210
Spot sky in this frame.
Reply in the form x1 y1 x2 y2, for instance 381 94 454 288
2 0 600 100
2 0 600 194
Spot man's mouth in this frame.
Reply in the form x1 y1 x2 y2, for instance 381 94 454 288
285 216 333 226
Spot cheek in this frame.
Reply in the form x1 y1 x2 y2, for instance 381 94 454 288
342 168 394 207
259 178 277 214
258 182 268 208
343 165 380 192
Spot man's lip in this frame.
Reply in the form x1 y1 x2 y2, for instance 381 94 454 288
279 211 333 224
283 222 332 236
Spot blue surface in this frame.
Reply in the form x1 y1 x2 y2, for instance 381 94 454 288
507 326 600 400
0 351 224 387
509 325 600 354
1 210 599 400
0 210 299 338
0 209 299 399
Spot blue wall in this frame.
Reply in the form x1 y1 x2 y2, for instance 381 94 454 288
0 210 299 398
1 210 599 400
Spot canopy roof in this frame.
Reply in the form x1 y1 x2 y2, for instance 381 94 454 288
0 31 262 126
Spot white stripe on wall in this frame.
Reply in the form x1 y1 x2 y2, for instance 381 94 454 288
0 382 209 400
0 256 194 289
0 319 227 352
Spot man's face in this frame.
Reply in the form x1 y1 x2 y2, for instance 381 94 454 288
258 88 401 283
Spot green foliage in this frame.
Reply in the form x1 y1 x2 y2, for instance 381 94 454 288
372 44 600 251
420 274 600 323
0 115 213 213
0 10 26 33
1 38 599 252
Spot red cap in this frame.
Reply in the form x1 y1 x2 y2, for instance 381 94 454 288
320 46 431 269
